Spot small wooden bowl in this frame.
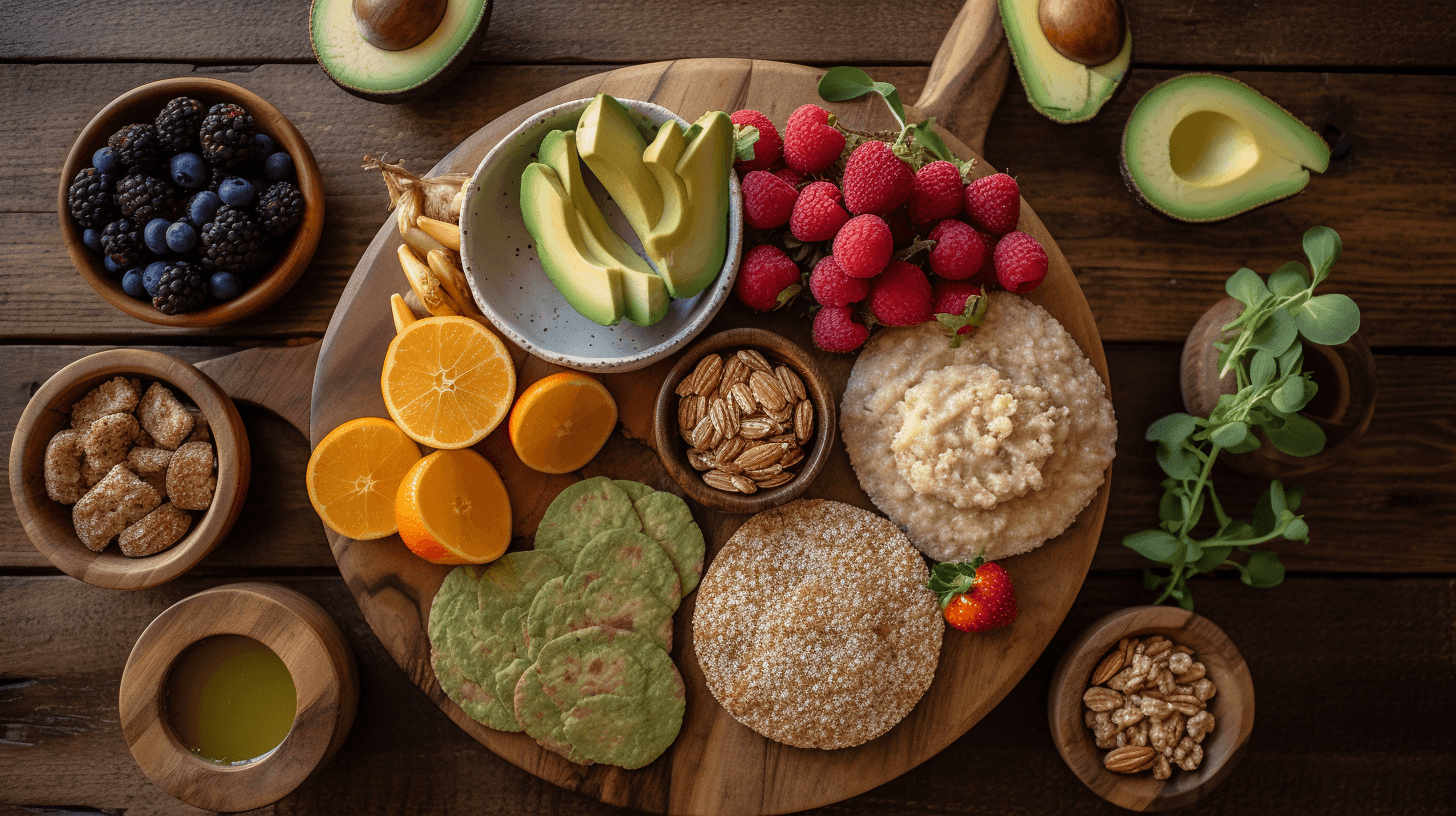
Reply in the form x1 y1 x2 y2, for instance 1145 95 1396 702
1049 605 1255 811
59 76 324 327
119 582 359 811
653 328 836 514
8 349 251 589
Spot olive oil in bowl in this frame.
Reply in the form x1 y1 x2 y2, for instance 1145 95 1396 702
166 634 297 765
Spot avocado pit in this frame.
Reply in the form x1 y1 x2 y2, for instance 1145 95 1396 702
1038 0 1125 67
353 0 446 51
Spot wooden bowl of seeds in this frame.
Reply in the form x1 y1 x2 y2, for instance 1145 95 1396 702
653 328 836 514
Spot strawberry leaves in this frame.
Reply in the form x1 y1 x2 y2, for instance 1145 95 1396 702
926 557 985 608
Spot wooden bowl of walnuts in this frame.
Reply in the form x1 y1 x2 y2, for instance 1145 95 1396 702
1048 605 1255 811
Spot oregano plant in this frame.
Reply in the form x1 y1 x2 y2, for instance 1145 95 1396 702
1128 226 1361 609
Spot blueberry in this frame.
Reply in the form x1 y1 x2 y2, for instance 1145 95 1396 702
144 218 172 254
166 221 198 253
83 228 103 252
209 271 244 301
93 147 120 176
188 191 222 225
264 152 294 181
104 254 126 276
219 177 256 207
252 133 276 158
143 261 168 297
122 268 148 299
169 152 207 190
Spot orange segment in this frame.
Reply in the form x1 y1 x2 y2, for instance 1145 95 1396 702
395 449 512 564
381 316 517 450
508 372 619 474
306 417 422 540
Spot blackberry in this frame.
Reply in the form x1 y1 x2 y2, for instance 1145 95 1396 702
67 167 116 229
115 174 178 223
257 181 304 236
154 97 203 153
199 103 256 168
152 260 209 314
199 206 264 274
205 166 237 194
100 219 143 269
107 124 162 172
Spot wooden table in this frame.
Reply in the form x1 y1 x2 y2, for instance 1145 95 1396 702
3 1 1454 813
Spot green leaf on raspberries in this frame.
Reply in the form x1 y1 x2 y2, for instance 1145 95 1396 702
896 237 937 262
906 119 954 162
774 283 802 310
933 293 988 348
818 66 906 131
732 124 761 163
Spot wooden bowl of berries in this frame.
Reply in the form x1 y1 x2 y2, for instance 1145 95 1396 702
1048 605 1256 811
59 77 323 327
8 349 251 590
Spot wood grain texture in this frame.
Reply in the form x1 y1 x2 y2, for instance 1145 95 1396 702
2 0 1453 67
2 574 1451 814
910 0 1011 154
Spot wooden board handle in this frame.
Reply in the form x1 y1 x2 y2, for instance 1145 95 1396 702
195 343 320 438
912 0 1011 155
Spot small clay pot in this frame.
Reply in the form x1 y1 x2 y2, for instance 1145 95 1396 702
1180 297 1376 479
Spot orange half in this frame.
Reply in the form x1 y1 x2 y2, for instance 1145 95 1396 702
306 417 422 540
395 448 512 565
381 315 517 450
508 372 619 474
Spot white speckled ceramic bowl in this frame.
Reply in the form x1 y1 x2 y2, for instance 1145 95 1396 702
459 97 743 373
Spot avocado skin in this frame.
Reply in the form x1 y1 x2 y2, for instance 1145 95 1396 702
999 0 1130 124
309 0 492 104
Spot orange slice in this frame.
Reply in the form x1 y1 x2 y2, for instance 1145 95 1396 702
380 315 516 450
306 417 422 540
508 372 619 474
395 448 512 564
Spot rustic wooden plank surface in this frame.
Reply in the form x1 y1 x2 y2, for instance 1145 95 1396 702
2 574 1451 814
2 0 1453 68
3 63 1453 345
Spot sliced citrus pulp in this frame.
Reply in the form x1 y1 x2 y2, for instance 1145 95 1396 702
396 448 512 564
306 417 422 540
381 315 516 450
509 372 619 474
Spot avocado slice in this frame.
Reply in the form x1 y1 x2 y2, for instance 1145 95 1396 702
999 0 1130 123
577 95 663 239
310 0 491 103
643 112 733 300
1121 74 1331 223
519 163 626 327
641 124 690 247
537 130 669 327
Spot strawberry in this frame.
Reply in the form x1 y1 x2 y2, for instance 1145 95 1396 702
866 259 933 326
808 255 870 307
927 219 987 281
842 140 914 215
832 214 893 278
741 170 799 230
783 104 846 175
789 181 850 242
733 244 802 311
774 167 805 188
927 557 1018 633
993 231 1049 293
812 305 870 353
963 172 1020 235
906 160 965 225
931 280 987 347
730 109 783 173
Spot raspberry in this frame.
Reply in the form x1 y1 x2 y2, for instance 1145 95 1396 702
907 161 965 224
774 167 804 188
867 260 933 327
932 279 983 317
931 280 986 346
993 231 1049 293
831 214 893 279
789 181 849 242
782 104 845 175
964 173 1020 235
884 207 914 248
741 170 799 229
808 256 870 308
812 306 870 353
731 110 782 173
733 244 802 311
927 219 988 281
842 140 914 215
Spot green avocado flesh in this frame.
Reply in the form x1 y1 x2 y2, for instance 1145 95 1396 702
310 0 489 101
999 0 1130 123
519 164 627 326
643 111 733 299
577 95 663 240
1122 73 1331 223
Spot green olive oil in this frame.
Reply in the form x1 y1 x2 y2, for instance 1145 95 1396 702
166 635 297 765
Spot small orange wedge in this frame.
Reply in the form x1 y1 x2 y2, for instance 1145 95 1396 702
381 315 516 450
395 448 512 564
508 372 619 474
306 417 422 540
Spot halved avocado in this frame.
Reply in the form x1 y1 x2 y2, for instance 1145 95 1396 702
519 163 625 327
643 111 732 300
537 130 669 327
1121 73 1331 223
577 95 663 239
999 0 1130 123
310 0 491 103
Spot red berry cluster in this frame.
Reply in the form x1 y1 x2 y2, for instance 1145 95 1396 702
729 105 1051 353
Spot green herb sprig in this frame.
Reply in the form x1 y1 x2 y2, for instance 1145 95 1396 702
1128 226 1361 609
816 67 972 176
